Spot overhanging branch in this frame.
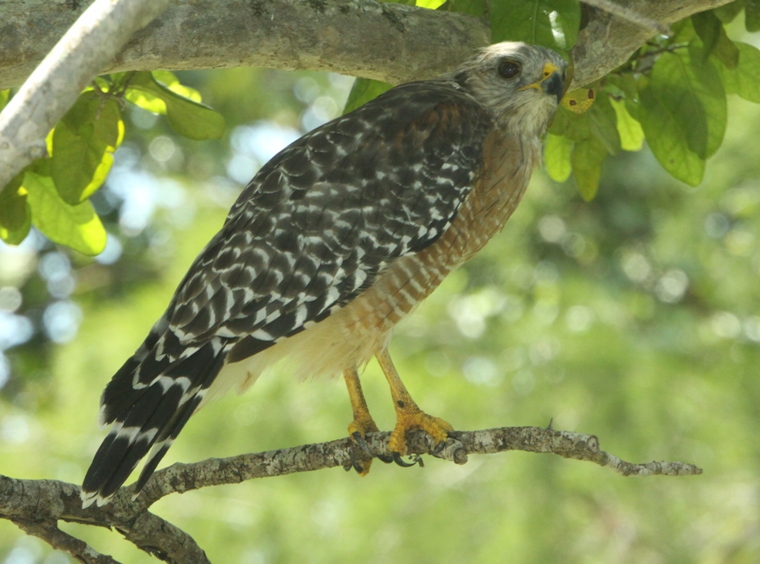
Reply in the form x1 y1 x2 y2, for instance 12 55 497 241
0 0 735 91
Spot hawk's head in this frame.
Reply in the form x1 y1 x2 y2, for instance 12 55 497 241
454 42 568 138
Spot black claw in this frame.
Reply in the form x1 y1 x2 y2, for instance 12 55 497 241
377 454 394 464
391 452 418 467
347 446 366 474
432 441 447 456
351 431 374 458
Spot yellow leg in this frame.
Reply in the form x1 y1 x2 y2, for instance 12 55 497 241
376 348 454 457
343 368 380 475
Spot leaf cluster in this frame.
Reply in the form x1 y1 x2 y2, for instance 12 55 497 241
353 1 760 202
0 72 225 254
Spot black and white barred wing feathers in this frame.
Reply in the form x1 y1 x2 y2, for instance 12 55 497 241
81 81 494 507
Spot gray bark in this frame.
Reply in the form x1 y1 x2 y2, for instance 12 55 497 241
0 0 734 91
0 425 701 562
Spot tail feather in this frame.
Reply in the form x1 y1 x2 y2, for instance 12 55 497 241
81 334 227 508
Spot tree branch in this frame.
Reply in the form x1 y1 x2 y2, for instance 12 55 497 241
0 0 490 91
0 425 702 561
572 0 734 86
0 0 170 195
0 0 735 91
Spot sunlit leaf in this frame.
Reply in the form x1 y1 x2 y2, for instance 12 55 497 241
343 78 393 114
51 91 123 205
610 98 644 151
561 87 595 113
416 0 446 8
544 133 573 182
0 89 9 112
0 173 31 245
125 72 225 140
23 172 107 255
491 0 581 50
571 136 606 201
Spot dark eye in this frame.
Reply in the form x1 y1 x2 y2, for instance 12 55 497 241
498 60 521 79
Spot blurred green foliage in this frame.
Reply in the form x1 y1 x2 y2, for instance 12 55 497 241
1 4 760 563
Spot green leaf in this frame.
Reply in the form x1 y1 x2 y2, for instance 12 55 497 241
51 91 123 205
717 42 760 103
23 171 106 255
125 72 225 140
549 105 590 142
587 92 620 155
343 78 393 115
544 133 573 182
0 173 31 245
644 50 726 160
490 0 581 50
416 0 446 8
0 89 9 112
638 85 705 186
571 136 606 201
609 98 644 151
692 11 723 61
692 10 739 69
746 0 760 31
713 1 746 24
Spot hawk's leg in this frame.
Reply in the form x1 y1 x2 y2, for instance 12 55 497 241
344 368 388 475
376 348 454 464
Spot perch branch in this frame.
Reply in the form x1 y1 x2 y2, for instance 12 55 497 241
0 424 703 561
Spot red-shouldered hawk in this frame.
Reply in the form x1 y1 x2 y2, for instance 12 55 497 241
81 42 567 507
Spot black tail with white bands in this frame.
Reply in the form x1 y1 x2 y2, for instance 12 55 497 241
81 326 228 508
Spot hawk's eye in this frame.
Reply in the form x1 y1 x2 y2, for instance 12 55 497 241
498 60 521 79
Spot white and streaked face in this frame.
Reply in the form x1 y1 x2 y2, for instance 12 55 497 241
454 42 568 137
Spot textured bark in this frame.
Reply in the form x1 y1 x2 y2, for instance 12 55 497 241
0 0 490 90
0 425 701 561
572 0 735 86
0 0 734 90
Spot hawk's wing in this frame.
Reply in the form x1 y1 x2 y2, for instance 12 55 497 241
82 81 494 506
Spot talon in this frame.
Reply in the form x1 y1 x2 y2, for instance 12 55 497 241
377 453 394 464
351 431 374 458
347 447 366 474
432 441 446 456
392 452 417 467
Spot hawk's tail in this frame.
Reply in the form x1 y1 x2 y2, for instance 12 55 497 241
81 328 227 508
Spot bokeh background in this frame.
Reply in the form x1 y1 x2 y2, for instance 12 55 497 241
2 41 760 564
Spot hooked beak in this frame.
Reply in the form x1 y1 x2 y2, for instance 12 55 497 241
520 62 565 103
